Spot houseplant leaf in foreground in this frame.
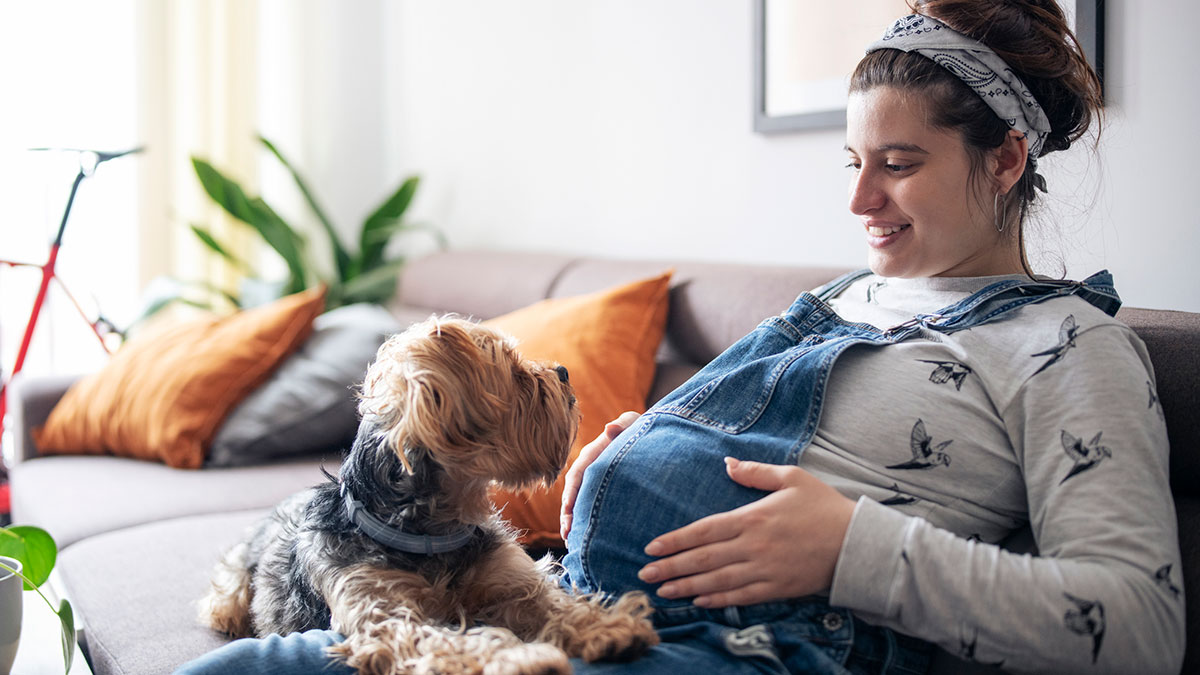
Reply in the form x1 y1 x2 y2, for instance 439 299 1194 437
0 525 56 589
60 598 76 672
0 525 75 672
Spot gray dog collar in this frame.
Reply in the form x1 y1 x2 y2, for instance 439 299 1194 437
343 489 476 555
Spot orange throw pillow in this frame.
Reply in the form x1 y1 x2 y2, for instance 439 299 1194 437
33 287 327 469
484 272 671 547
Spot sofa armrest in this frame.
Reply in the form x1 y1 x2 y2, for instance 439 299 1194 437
6 373 80 464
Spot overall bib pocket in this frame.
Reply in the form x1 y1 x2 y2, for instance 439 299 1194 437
655 316 827 434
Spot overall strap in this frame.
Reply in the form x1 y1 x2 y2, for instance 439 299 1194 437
812 268 873 302
889 270 1122 338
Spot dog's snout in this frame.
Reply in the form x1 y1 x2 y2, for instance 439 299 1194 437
555 365 570 383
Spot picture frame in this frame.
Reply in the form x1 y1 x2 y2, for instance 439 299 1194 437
753 0 1105 134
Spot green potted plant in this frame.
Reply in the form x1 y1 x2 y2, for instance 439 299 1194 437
0 525 74 673
144 135 445 317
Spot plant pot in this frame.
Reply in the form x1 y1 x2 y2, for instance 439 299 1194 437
0 556 21 675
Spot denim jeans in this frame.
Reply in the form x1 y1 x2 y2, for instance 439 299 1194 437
175 603 934 675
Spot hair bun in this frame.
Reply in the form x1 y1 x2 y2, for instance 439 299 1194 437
911 0 1102 153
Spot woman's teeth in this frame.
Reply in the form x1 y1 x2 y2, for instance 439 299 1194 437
867 224 909 236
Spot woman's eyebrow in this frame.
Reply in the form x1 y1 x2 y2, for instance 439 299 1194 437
843 143 930 154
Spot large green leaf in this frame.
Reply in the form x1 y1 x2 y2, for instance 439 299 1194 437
189 224 253 274
359 176 419 272
258 136 353 282
191 158 265 229
0 526 56 590
191 157 308 295
245 197 309 294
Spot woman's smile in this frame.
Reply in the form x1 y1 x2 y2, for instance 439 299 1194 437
864 221 911 247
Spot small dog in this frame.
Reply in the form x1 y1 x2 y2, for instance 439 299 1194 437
199 316 658 674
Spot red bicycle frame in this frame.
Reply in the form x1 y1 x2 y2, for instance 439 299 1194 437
0 148 140 457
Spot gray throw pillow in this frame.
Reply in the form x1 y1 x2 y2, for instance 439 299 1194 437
205 303 404 467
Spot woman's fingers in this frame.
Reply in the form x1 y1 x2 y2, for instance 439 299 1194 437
560 411 642 540
653 560 763 601
639 533 743 585
723 456 795 491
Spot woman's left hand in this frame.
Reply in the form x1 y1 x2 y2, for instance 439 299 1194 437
637 457 857 608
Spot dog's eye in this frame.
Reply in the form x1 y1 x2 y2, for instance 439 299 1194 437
555 366 570 383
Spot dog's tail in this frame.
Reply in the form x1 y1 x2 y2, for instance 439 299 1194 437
197 541 256 638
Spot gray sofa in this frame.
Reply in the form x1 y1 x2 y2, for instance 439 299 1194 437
9 250 1200 674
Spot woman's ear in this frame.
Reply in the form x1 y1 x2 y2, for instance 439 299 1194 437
992 129 1029 194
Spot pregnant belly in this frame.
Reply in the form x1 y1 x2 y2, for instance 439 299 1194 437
562 413 780 605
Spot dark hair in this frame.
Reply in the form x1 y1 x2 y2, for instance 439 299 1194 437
849 0 1103 269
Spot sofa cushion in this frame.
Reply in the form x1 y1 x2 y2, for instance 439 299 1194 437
57 510 265 675
484 272 672 547
32 287 326 469
9 456 337 548
206 303 403 467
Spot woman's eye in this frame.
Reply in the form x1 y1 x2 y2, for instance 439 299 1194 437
885 163 911 173
845 161 861 171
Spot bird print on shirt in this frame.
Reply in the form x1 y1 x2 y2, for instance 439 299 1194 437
1148 381 1165 421
958 626 1005 667
917 359 972 390
1059 430 1112 484
887 419 952 470
1031 314 1113 376
866 279 887 304
1155 564 1182 599
880 483 918 506
1063 593 1106 664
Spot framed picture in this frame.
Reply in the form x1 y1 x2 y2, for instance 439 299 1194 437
753 0 1105 133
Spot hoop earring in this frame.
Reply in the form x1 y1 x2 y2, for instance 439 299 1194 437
994 192 1008 233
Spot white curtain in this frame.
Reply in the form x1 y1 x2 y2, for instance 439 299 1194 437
138 0 261 308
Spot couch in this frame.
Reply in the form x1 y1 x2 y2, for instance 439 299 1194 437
8 249 1200 674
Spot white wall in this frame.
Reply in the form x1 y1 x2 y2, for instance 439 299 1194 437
267 0 1200 312
0 1 140 378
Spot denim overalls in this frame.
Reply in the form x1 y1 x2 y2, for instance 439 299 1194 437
562 269 1121 674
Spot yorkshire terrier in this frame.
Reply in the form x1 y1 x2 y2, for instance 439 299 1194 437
199 316 658 674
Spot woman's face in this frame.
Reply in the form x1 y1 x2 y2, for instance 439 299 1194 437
845 86 1020 278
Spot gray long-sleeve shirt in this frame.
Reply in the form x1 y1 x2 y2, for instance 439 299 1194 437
803 274 1183 674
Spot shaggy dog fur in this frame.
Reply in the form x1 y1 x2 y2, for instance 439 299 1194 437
199 317 658 674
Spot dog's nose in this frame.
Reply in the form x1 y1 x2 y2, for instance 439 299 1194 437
555 365 570 383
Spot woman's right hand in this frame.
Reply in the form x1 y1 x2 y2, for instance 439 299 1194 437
560 411 641 541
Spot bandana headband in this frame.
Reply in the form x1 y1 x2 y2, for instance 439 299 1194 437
866 14 1052 187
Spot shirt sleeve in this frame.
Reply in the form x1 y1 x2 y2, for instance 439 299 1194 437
829 324 1184 675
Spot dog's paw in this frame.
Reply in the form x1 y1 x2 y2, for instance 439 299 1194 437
577 620 658 663
577 592 659 662
483 642 571 675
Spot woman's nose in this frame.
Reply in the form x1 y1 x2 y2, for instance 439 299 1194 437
848 170 884 215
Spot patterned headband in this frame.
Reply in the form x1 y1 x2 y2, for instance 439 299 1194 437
866 14 1052 182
